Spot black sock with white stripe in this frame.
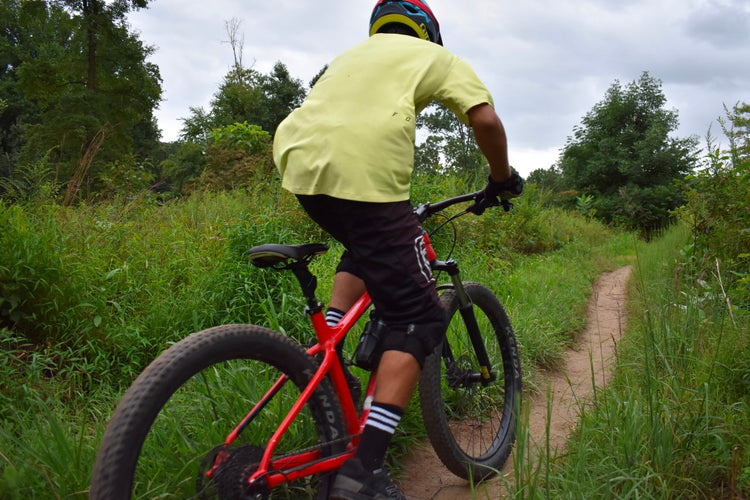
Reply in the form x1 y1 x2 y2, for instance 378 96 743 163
355 402 404 471
326 307 345 327
326 307 347 359
325 307 362 404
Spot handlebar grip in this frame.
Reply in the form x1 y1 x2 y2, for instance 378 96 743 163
467 191 495 215
415 189 511 220
467 194 513 215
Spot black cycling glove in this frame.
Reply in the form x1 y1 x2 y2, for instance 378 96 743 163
484 168 524 202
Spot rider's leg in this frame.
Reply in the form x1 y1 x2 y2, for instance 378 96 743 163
325 271 367 406
327 273 432 471
373 350 420 408
329 271 366 311
353 319 444 471
295 195 444 475
348 350 420 471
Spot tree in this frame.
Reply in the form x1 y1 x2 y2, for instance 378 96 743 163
158 141 206 194
60 0 149 91
558 72 697 234
180 20 306 144
677 102 750 306
527 166 563 191
223 17 244 71
415 103 485 185
208 65 263 131
170 20 305 195
719 101 750 167
181 61 305 144
309 64 328 88
254 62 305 134
179 122 273 194
0 1 71 178
179 106 213 144
1 0 162 201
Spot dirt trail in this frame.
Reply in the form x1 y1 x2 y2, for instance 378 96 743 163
397 266 632 499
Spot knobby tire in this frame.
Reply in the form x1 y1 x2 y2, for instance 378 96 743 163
90 324 346 500
419 282 522 480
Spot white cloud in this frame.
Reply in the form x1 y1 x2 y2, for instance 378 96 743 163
129 0 750 163
686 0 750 47
510 147 561 178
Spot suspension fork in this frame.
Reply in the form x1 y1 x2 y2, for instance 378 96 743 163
431 257 496 385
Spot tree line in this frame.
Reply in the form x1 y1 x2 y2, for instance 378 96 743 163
1 2 748 245
1 0 160 200
1 1 308 202
531 76 748 239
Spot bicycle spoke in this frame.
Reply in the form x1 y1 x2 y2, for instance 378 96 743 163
91 326 347 500
420 283 521 480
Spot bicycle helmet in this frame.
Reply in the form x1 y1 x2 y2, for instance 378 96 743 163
369 0 443 46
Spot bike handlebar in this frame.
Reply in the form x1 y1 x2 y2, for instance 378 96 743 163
414 190 512 222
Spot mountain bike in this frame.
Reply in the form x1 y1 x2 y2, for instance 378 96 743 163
89 190 522 499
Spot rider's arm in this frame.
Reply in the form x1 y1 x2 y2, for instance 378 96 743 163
467 103 511 183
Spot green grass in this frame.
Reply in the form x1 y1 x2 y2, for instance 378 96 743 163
5 178 743 498
522 224 750 499
0 392 105 499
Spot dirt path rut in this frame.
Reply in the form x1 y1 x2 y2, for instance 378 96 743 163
397 266 632 499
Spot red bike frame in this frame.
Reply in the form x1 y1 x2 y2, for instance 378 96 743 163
205 292 375 489
207 232 439 491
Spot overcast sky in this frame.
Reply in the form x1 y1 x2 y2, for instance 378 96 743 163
128 0 750 176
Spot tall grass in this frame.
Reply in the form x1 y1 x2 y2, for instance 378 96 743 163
0 178 635 497
535 224 750 498
0 394 100 499
0 186 323 496
426 185 636 384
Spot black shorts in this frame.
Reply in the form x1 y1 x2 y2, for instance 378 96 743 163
296 194 446 364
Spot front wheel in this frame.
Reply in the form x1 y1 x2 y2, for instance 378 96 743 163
90 324 346 499
419 282 522 480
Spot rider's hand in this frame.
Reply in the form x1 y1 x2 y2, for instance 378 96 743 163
484 168 524 203
469 169 523 215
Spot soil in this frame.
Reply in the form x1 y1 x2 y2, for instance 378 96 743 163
397 266 633 499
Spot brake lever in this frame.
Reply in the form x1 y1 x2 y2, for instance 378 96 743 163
467 196 513 215
466 192 489 215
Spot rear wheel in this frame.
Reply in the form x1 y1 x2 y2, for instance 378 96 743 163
419 282 522 480
90 324 346 499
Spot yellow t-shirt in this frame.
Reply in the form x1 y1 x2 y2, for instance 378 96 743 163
273 34 494 202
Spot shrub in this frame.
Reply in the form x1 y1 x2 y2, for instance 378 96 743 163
677 131 750 308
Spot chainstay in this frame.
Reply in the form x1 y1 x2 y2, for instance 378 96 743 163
191 433 360 499
242 432 360 476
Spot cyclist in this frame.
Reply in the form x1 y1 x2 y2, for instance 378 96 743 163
273 1 523 498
